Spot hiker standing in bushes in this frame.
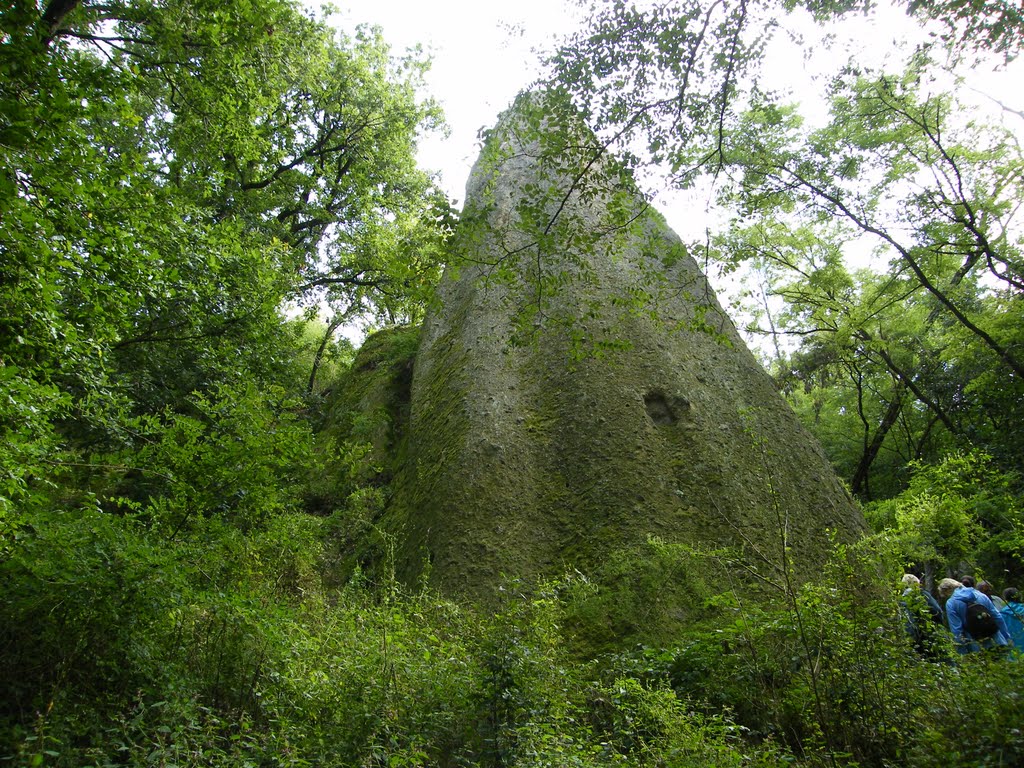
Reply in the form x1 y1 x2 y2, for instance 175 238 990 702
937 578 962 627
946 576 1013 654
1000 588 1024 651
978 580 1007 610
901 574 948 659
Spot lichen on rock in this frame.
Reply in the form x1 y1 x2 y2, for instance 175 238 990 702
375 91 864 648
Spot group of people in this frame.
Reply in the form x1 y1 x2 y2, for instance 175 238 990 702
901 573 1024 658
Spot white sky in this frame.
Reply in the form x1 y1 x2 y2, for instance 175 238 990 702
318 1 1022 226
324 0 584 206
306 0 1023 342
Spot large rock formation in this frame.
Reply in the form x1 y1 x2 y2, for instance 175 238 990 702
383 93 864 644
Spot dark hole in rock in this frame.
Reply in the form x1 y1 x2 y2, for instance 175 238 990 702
644 391 677 426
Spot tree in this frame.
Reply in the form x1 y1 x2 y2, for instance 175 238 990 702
0 0 449 542
722 220 958 497
713 62 1024 487
865 451 1024 582
906 0 1024 61
548 0 1022 182
545 1 1023 495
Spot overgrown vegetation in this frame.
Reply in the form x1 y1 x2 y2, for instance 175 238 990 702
5 508 1024 767
0 0 451 555
3 0 1024 765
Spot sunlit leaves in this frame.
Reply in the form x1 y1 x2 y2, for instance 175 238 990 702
0 0 449 541
707 52 1024 490
865 451 1023 575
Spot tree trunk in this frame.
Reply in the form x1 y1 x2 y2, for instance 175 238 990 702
851 380 907 498
40 0 81 46
308 316 345 395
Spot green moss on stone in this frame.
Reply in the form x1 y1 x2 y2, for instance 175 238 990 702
327 96 866 655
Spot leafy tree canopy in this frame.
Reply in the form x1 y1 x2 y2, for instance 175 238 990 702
0 0 451 546
543 0 1023 497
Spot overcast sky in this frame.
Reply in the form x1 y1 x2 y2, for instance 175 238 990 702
319 1 1022 231
326 0 583 205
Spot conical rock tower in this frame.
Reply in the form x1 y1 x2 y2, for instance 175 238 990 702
384 93 864 640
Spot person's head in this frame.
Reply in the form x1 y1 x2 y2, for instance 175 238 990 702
938 578 962 600
902 573 921 588
978 580 994 596
961 575 976 589
1004 587 1020 604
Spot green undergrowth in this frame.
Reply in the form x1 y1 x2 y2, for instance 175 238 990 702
0 508 765 768
3 505 1024 767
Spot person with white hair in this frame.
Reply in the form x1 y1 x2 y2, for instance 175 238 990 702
937 578 963 603
901 573 947 658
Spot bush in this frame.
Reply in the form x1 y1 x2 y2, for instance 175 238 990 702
0 505 185 720
6 508 1024 768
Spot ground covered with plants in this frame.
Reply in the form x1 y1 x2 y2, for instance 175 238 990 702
5 509 1024 767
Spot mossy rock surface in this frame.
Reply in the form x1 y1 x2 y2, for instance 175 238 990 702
370 94 865 647
320 324 419 486
315 325 419 582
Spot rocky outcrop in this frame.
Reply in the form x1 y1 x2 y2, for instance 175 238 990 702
383 92 865 644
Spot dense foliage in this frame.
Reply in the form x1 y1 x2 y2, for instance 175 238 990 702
719 62 1024 498
2 0 1024 765
1 0 453 756
5 508 1024 767
0 0 450 551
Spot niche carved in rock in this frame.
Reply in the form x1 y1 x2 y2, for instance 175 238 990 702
644 390 690 426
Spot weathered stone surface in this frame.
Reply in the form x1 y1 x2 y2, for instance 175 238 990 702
384 93 864 640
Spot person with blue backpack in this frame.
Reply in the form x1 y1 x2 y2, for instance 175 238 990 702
1000 587 1024 652
946 576 1013 654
